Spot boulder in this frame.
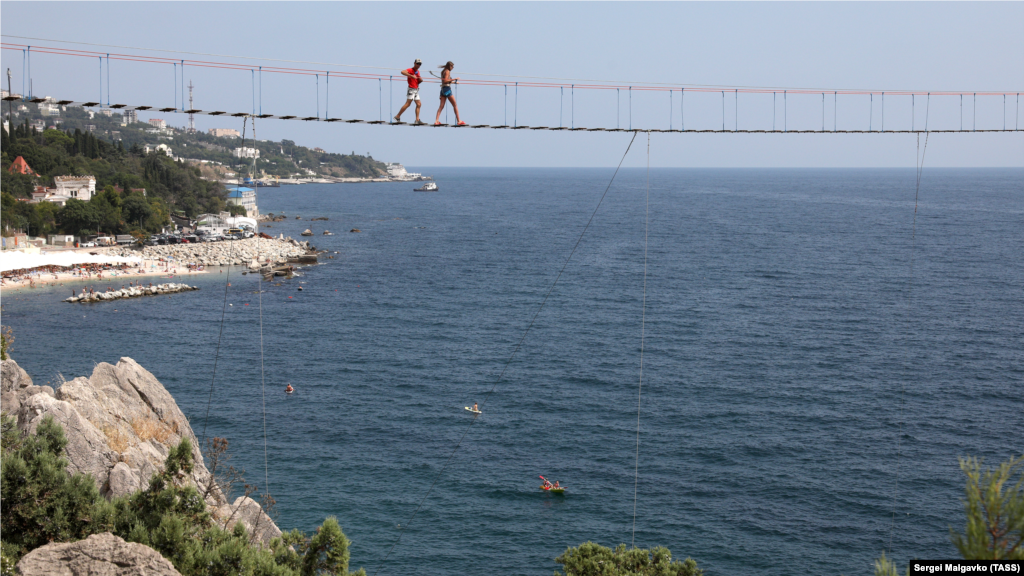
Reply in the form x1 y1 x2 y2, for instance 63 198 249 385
16 532 181 576
8 356 283 545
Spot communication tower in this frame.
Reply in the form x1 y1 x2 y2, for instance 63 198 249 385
187 81 195 133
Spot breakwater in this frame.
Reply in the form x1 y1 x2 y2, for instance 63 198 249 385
64 283 198 303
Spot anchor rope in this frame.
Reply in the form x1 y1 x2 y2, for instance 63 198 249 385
888 130 929 555
371 131 639 576
631 131 651 548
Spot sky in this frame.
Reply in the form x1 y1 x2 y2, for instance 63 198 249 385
2 2 1022 168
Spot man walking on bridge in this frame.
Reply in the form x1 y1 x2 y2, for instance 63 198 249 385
394 59 425 124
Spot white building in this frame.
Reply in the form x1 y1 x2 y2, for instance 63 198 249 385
148 118 167 129
155 143 173 157
225 186 259 218
54 176 97 202
385 162 422 180
122 110 138 125
233 147 260 159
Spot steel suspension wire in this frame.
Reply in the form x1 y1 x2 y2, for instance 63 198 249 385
631 131 651 549
371 131 639 576
201 116 248 446
887 130 929 556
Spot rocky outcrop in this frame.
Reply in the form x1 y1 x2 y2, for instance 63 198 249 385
65 283 199 303
4 357 281 544
16 532 181 576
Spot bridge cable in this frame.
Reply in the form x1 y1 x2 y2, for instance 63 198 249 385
370 131 639 576
252 115 271 498
631 131 651 548
887 129 929 556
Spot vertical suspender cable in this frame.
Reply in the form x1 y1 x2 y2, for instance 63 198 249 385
629 86 632 131
560 86 563 128
681 87 684 131
325 72 328 119
784 90 787 132
882 92 885 133
106 54 110 107
515 82 518 128
316 74 319 119
822 92 825 132
572 84 574 129
1016 93 1019 131
22 49 26 101
926 93 930 132
27 47 32 99
98 57 103 104
721 91 724 131
735 88 738 131
260 67 262 116
617 88 620 129
773 92 776 131
912 94 915 132
973 93 976 132
174 63 177 110
1004 94 1006 131
504 85 507 126
870 93 874 132
181 61 185 112
251 70 255 116
834 91 837 132
631 130 651 549
960 94 963 131
389 75 393 122
379 78 382 122
670 90 673 131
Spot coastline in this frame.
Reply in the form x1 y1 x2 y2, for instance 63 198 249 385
1 259 207 294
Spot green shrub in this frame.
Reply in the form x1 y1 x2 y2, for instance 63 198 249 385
555 542 702 576
0 416 364 576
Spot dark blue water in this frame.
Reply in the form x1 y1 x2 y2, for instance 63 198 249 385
4 168 1022 576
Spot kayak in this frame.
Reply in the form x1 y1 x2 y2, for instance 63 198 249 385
465 407 481 414
540 485 566 494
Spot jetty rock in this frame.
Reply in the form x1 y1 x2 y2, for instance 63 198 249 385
65 283 199 303
16 532 182 576
2 357 282 544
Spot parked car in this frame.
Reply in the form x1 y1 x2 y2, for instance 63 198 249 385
243 231 255 238
80 241 96 247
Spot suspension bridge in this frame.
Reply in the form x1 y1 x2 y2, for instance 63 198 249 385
3 37 1022 134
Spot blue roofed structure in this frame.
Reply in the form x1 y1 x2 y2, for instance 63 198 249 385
224 186 258 217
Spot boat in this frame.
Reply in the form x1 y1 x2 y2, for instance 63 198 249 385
540 485 566 494
300 229 313 236
323 230 334 235
414 182 438 192
465 406 481 415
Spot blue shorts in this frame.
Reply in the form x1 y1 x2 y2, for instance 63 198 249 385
441 86 453 98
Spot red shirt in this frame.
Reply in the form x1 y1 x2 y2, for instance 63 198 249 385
405 68 422 89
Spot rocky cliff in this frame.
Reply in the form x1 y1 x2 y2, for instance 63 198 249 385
0 357 281 544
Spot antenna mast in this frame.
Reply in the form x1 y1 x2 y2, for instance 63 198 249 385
187 80 195 133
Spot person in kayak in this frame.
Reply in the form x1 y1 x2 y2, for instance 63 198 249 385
434 61 465 126
542 478 553 490
285 384 294 394
553 481 560 489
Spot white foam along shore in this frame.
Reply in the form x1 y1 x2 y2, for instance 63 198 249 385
65 283 199 303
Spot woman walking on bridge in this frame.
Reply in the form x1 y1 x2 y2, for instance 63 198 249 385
434 61 465 126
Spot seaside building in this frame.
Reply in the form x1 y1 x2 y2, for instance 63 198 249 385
385 162 422 180
122 110 139 125
225 186 258 218
209 128 240 138
54 175 96 202
233 147 260 159
148 119 167 130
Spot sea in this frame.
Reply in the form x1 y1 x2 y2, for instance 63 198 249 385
3 168 1022 576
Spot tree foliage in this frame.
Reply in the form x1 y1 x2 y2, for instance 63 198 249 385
0 415 365 576
554 542 702 576
950 455 1024 559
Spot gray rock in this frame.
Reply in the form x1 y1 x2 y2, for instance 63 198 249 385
216 496 283 545
2 358 33 391
16 532 182 576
